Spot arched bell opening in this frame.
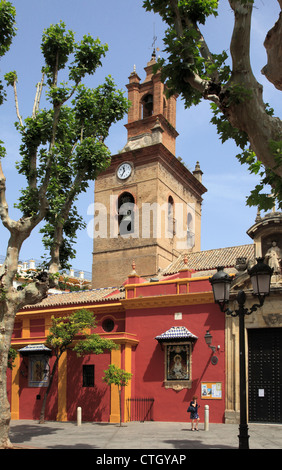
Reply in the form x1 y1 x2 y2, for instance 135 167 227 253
118 192 135 235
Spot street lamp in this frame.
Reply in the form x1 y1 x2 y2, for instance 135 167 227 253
204 329 215 351
209 258 273 449
204 330 219 365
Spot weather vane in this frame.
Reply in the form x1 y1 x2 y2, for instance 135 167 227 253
151 23 160 56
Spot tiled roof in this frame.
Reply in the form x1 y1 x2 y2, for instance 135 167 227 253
162 244 255 275
22 286 124 310
155 326 198 342
21 244 255 310
18 344 51 354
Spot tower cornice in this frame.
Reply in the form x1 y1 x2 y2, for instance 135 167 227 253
99 143 207 200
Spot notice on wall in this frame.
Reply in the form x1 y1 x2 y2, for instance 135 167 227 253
201 382 222 399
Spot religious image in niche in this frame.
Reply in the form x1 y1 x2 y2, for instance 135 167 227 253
265 240 282 274
167 345 189 380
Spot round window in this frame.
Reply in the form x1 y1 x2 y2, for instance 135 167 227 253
102 318 114 332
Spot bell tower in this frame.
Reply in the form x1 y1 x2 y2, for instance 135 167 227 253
124 51 177 155
91 53 207 288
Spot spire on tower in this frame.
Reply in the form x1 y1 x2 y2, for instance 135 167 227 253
150 23 159 61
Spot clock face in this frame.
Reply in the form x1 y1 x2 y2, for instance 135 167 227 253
117 162 132 180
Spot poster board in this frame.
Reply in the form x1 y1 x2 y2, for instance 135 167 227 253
201 382 222 399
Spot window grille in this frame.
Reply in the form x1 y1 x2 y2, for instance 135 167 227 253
83 365 95 387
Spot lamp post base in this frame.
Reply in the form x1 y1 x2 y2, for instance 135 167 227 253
238 424 250 449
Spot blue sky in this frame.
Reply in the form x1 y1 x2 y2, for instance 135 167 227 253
0 1 281 277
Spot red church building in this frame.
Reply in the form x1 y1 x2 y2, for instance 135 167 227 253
7 53 282 426
8 245 255 424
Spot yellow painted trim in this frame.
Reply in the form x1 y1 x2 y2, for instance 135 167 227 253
57 351 68 422
18 302 124 316
124 275 211 290
124 274 235 296
10 353 20 420
121 291 214 309
109 346 121 424
22 318 29 338
100 332 139 346
45 315 52 337
124 343 132 423
11 334 139 349
11 339 47 348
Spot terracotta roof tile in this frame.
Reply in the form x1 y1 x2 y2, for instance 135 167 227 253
21 244 255 310
163 244 255 275
22 286 124 310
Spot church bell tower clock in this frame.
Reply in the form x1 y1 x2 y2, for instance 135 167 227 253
91 52 207 288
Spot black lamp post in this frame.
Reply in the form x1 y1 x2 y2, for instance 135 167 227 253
209 258 273 449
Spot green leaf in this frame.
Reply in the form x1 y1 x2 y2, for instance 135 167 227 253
41 21 75 75
0 0 17 57
69 36 108 84
103 364 132 387
4 70 17 86
3 21 129 271
46 309 117 358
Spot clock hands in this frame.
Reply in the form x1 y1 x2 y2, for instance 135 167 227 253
117 163 132 179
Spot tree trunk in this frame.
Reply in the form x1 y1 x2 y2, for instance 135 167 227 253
226 0 282 179
39 356 59 424
172 0 282 179
0 301 18 448
262 10 282 91
119 387 122 427
0 237 50 447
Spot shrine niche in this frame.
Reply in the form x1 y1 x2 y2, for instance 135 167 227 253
155 326 198 391
262 238 282 274
247 211 282 277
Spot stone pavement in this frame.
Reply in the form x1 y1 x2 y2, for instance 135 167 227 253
8 419 282 451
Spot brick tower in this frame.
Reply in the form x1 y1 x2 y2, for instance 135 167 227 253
91 52 207 288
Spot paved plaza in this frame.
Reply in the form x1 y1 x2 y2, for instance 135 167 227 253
9 419 282 451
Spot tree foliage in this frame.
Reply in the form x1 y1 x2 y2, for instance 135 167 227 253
103 364 133 426
2 21 129 271
0 10 129 448
103 364 132 388
7 347 17 370
0 0 16 56
46 309 117 357
38 309 117 423
143 0 282 211
0 1 16 104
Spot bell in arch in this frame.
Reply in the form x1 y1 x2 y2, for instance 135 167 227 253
118 192 135 235
142 94 153 118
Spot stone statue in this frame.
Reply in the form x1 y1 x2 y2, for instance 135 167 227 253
265 241 282 274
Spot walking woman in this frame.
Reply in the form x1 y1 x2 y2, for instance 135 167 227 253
189 396 200 431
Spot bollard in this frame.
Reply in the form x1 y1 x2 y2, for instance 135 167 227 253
204 405 209 431
77 406 82 426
